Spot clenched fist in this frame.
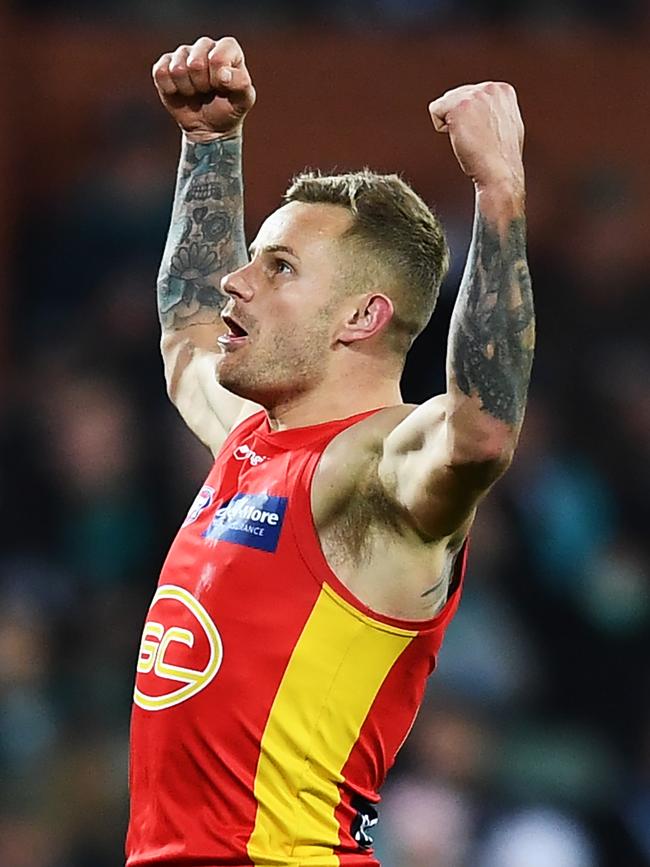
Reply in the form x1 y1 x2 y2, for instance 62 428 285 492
152 36 256 142
428 82 524 193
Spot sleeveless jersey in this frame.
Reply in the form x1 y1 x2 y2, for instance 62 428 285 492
126 408 467 867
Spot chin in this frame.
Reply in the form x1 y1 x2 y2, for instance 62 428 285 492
216 357 266 404
216 344 323 408
216 364 253 401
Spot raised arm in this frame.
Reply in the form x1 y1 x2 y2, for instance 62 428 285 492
380 82 534 539
153 36 260 453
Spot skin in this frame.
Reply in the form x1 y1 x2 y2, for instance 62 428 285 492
152 38 534 618
216 203 354 406
217 202 398 419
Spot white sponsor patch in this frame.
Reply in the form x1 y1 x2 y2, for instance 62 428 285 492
233 444 269 466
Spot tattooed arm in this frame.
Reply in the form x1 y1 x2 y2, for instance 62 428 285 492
153 36 259 453
448 197 533 426
158 135 244 333
380 82 534 540
158 135 260 451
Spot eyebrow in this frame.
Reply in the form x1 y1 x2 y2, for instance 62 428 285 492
248 243 301 261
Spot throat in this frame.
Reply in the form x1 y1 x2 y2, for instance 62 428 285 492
265 380 403 432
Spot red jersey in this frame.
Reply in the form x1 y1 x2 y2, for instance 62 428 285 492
127 408 467 867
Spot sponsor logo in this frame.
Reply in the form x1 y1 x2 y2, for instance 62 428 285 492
133 584 223 711
182 485 215 527
202 491 287 553
233 444 269 466
351 795 379 849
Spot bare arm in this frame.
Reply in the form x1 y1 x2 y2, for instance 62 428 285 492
158 134 245 333
159 133 259 450
447 186 533 455
380 83 534 540
153 36 260 452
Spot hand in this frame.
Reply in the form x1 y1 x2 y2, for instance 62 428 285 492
428 82 524 193
152 36 256 142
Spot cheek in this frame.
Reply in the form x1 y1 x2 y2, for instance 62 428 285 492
258 289 335 351
263 302 311 337
263 314 327 366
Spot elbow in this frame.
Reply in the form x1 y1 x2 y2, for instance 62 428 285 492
445 396 519 467
161 334 194 404
451 443 513 480
447 422 517 477
470 432 515 468
447 442 514 490
480 441 515 476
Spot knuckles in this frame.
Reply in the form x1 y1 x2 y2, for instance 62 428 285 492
434 80 519 124
155 36 246 76
215 35 239 48
442 80 517 105
152 57 170 77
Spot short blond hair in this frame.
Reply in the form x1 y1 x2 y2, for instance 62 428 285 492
284 169 449 354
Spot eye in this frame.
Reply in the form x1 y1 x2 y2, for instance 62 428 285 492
273 258 293 275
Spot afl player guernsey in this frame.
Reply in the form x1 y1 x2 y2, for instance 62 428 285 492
127 408 467 867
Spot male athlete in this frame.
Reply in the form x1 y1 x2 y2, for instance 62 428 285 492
127 35 534 867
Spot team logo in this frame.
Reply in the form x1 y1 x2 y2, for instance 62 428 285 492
182 485 215 527
133 585 223 711
233 444 268 466
203 491 288 553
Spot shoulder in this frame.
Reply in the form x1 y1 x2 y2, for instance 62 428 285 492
312 401 442 525
326 397 448 462
322 403 422 468
313 396 472 549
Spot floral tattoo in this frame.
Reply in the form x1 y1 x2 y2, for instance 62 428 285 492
157 137 247 330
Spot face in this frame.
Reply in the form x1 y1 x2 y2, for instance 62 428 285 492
216 201 355 406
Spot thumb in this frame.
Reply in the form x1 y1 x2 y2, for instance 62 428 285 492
428 101 449 133
209 64 256 110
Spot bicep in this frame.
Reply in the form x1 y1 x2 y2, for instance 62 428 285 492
162 333 260 456
378 395 507 540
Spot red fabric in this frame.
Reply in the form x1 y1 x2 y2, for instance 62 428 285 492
126 409 467 866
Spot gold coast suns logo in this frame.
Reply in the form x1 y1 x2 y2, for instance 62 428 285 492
133 585 223 711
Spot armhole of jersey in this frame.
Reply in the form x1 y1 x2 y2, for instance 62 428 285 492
434 537 469 631
291 447 470 636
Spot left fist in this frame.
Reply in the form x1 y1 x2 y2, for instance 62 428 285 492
428 82 524 192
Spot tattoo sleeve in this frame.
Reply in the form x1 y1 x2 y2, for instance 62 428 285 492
448 207 535 428
157 135 247 331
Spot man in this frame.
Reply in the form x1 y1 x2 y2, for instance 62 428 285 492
127 34 533 867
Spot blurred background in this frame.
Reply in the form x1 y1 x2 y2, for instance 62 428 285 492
1 1 649 866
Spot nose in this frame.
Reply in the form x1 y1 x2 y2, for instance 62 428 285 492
220 262 254 303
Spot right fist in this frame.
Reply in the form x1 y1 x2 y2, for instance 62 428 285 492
152 36 256 142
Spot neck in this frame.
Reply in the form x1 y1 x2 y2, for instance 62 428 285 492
264 373 403 431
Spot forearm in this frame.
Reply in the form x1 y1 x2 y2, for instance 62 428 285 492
445 184 535 463
157 133 247 333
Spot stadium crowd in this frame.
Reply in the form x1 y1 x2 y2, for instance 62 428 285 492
11 0 647 27
1 3 649 867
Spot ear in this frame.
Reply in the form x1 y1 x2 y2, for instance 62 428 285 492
337 294 394 346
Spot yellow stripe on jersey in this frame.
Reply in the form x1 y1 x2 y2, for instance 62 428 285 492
247 584 416 866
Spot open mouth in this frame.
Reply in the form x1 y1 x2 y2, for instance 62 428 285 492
219 314 250 349
222 314 248 338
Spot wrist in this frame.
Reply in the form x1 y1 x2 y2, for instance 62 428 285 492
475 175 525 226
182 127 243 145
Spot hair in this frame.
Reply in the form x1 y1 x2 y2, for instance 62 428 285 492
283 168 449 356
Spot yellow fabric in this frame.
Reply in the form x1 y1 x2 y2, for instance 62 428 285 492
247 585 416 866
